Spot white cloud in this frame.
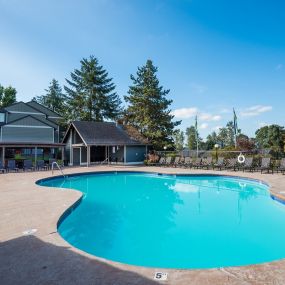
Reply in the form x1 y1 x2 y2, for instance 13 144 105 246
190 83 207 94
276 64 283 71
200 113 222 122
172 107 222 122
171 107 198 119
241 105 273 117
220 108 231 114
200 123 209 129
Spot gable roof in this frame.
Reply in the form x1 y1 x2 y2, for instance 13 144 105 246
63 121 148 146
5 115 53 128
4 101 45 114
26 101 62 118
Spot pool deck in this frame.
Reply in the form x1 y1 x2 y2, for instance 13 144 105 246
1 165 285 285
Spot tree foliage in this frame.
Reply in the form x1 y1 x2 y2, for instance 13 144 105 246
255 125 285 152
33 79 66 115
173 129 185 151
0 84 17 108
65 56 122 122
124 60 180 149
186 126 202 150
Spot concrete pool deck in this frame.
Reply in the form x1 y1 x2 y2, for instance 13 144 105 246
1 165 285 285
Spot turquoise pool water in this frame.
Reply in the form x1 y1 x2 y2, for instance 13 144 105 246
38 172 285 269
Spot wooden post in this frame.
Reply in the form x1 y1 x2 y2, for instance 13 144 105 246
2 146 5 167
87 145 90 167
34 147 37 167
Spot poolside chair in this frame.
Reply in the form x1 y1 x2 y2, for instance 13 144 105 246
257 157 273 174
240 157 254 172
164 156 173 167
172 156 181 168
23 160 35 171
0 160 6 173
36 160 48 171
201 157 212 169
181 157 191 168
7 160 19 172
213 157 224 170
225 158 238 171
277 158 285 174
192 158 202 169
154 157 165 166
177 156 185 167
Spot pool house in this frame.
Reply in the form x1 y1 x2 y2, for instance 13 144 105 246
62 121 149 166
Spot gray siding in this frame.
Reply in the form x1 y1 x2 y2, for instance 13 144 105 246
8 116 48 127
7 113 46 123
126 146 146 163
2 126 54 142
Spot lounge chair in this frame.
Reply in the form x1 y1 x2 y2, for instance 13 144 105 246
172 156 181 167
154 157 165 166
192 158 202 169
36 160 48 171
225 158 237 171
7 160 19 172
164 156 173 167
277 158 285 174
213 157 224 170
23 160 35 171
257 157 273 174
182 157 192 168
201 157 212 169
240 157 254 172
0 160 6 173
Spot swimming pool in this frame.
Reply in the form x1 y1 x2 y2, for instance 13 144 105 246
38 172 285 269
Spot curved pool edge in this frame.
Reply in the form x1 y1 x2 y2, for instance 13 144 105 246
35 169 285 271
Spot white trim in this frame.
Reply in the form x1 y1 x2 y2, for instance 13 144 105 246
71 123 88 146
48 116 61 119
8 111 45 115
3 125 52 129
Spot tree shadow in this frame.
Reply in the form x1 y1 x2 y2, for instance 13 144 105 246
0 235 160 285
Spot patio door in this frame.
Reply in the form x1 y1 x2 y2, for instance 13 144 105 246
73 148 80 166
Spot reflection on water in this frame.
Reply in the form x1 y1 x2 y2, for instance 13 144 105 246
39 173 285 269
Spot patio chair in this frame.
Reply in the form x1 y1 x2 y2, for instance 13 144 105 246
7 160 19 172
0 160 6 173
23 160 35 171
164 156 173 167
172 156 181 167
213 157 225 170
257 157 273 174
183 157 192 168
225 158 238 171
240 157 254 172
277 158 285 174
192 158 202 169
36 160 48 171
154 157 165 166
201 157 212 169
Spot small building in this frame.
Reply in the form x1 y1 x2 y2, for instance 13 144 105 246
62 121 149 166
0 101 64 166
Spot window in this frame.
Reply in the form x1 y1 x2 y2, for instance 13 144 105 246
0 113 5 123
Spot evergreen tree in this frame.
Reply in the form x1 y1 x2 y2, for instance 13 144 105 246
34 79 66 114
173 130 185 151
124 60 181 149
186 126 202 150
64 56 122 122
0 84 17 108
205 131 218 150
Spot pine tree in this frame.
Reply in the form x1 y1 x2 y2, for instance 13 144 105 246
34 79 66 114
124 60 181 149
64 56 122 122
0 84 17 108
186 126 202 150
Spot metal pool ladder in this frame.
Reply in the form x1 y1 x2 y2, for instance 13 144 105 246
51 161 66 178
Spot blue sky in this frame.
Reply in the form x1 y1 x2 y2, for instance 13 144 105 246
0 0 284 138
